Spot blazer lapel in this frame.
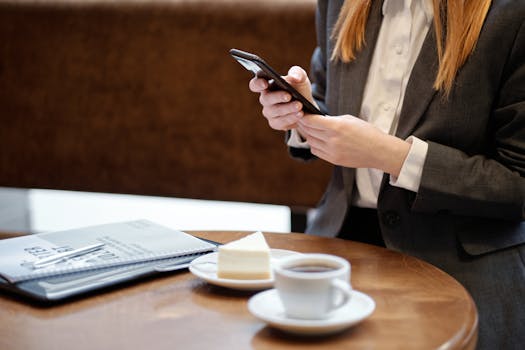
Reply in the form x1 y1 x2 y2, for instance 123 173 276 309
337 0 383 116
395 26 439 139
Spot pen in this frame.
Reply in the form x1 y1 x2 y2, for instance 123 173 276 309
32 243 106 269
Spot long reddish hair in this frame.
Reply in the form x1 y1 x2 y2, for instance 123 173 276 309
330 0 492 95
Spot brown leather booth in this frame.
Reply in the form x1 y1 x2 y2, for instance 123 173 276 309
0 0 331 225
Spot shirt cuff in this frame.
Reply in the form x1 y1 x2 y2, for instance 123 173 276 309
287 129 310 149
389 136 428 192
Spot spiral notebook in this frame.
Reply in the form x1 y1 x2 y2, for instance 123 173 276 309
0 220 217 284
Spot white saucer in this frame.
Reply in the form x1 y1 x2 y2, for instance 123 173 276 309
189 249 300 290
248 289 375 336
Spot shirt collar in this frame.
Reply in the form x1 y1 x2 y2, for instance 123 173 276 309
382 0 434 23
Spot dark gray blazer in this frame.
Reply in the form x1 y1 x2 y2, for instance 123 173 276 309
292 1 525 349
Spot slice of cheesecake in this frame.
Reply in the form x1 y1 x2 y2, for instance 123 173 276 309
217 231 271 280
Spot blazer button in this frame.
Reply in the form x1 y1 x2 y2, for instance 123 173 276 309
382 211 401 228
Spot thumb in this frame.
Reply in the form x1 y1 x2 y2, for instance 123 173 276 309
286 66 309 86
284 66 313 101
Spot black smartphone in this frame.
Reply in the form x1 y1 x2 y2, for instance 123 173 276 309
229 48 323 115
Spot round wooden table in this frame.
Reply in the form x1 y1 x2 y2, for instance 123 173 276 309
0 231 477 350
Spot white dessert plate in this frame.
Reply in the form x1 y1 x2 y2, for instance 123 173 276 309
189 249 300 290
248 289 375 336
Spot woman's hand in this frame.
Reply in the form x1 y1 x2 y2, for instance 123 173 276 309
297 114 411 177
248 66 314 131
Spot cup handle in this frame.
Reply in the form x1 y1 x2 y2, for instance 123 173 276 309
330 279 352 311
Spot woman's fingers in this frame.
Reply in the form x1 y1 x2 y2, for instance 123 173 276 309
248 66 313 132
297 122 325 147
261 97 303 119
266 111 303 130
248 77 268 93
259 89 292 106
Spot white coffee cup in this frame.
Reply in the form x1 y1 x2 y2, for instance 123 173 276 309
273 253 352 320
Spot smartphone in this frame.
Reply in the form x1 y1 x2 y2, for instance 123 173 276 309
229 48 323 115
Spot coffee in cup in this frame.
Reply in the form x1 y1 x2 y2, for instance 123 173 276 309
273 253 352 320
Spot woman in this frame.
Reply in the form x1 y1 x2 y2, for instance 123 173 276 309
248 0 524 349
